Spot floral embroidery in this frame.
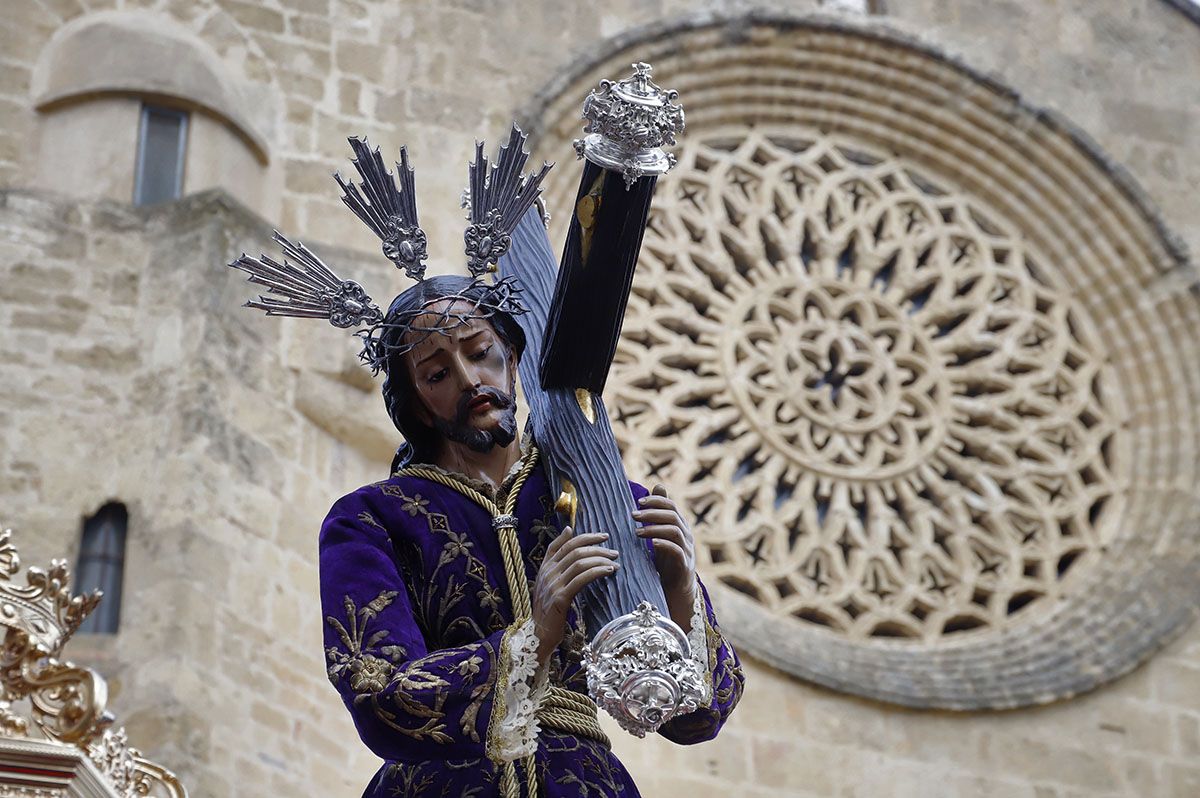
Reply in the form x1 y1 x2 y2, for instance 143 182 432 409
378 762 441 796
373 482 408 499
358 511 385 529
326 590 491 745
326 591 404 692
457 655 483 678
386 482 507 645
351 654 396 693
710 616 745 710
478 584 503 612
440 529 473 565
402 493 430 516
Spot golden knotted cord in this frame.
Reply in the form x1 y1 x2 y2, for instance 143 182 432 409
395 445 609 798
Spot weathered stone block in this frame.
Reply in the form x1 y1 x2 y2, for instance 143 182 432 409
219 0 286 34
1156 662 1200 712
334 40 388 83
1167 763 1200 798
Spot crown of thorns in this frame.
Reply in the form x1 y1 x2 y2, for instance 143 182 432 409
227 124 548 366
355 276 525 373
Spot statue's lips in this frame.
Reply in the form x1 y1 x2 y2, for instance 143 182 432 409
466 395 493 413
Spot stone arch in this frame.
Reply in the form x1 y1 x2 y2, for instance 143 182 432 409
525 14 1199 709
31 10 269 163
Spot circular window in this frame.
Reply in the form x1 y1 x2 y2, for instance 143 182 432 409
618 129 1122 646
527 17 1199 709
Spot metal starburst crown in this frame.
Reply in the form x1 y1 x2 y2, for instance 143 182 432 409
228 63 682 374
228 123 550 366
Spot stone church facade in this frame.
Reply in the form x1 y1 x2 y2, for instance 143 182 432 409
2 1 1199 796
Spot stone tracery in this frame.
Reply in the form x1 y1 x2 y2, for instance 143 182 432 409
529 18 1198 709
608 130 1121 642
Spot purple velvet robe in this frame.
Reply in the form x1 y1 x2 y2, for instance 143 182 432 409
319 463 745 797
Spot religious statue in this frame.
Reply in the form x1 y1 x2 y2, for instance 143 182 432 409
229 64 744 798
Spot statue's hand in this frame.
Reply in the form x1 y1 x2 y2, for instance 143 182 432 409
633 484 698 631
531 527 618 667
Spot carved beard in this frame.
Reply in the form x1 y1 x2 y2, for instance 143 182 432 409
431 385 518 454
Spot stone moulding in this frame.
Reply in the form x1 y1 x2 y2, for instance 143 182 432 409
31 11 271 164
525 13 1199 709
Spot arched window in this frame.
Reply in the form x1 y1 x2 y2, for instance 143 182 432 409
75 502 128 634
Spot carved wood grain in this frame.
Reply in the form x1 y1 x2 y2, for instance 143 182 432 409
500 207 669 636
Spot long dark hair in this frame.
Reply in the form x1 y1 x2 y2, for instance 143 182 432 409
379 276 527 471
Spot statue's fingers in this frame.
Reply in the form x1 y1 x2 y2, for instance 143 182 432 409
560 545 619 574
632 506 685 529
555 531 610 560
545 525 574 559
563 562 619 601
561 552 620 583
640 534 687 564
636 495 677 511
635 524 686 549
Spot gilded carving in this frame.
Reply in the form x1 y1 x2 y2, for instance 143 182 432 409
0 529 186 798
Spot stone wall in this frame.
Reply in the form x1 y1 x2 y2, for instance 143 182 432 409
3 1 1198 261
0 187 390 796
1 1 1199 797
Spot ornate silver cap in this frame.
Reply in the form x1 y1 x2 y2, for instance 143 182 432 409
573 62 685 189
583 601 706 737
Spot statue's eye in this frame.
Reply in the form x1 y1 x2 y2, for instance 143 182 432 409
427 369 448 384
469 346 493 362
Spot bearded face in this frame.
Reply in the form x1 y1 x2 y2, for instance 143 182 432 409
402 299 519 457
430 383 518 454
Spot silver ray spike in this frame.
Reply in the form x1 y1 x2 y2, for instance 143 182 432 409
463 124 553 277
335 138 429 280
229 232 383 329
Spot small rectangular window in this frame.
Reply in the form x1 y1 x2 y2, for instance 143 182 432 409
134 105 188 206
76 503 128 635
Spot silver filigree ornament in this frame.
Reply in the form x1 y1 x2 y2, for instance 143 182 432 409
583 602 706 737
336 138 429 281
464 209 511 274
229 232 383 329
574 62 685 189
463 125 552 276
381 218 428 277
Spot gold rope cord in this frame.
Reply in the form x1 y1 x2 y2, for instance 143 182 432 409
395 446 610 798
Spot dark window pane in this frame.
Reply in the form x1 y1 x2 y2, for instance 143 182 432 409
134 105 187 206
76 503 127 634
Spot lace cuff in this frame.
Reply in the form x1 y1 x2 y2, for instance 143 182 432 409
487 618 550 762
687 580 714 706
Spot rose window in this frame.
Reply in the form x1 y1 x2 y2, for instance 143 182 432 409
530 19 1199 709
607 130 1120 642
